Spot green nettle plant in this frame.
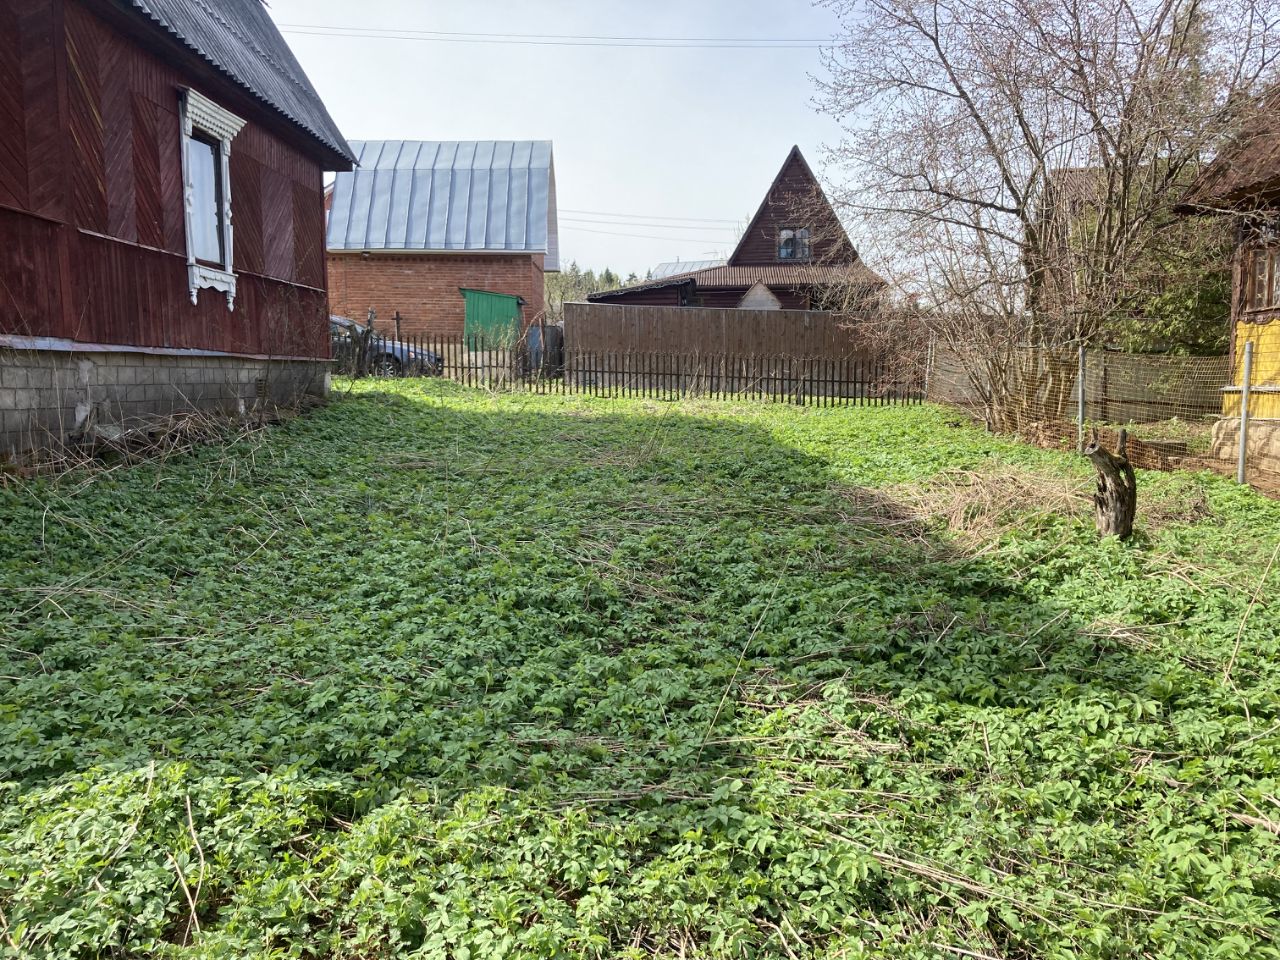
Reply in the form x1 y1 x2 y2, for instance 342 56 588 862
2 380 1279 958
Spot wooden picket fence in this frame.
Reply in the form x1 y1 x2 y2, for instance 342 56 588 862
334 327 923 406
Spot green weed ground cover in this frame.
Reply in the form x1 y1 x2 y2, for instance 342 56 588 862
2 381 1279 959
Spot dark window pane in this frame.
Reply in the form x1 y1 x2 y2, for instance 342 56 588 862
779 229 795 260
796 228 811 259
187 135 224 266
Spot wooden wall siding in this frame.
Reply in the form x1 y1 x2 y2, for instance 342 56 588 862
20 1 64 221
101 26 136 240
0 206 64 335
261 167 294 280
131 93 163 248
230 151 265 275
156 90 185 252
588 286 688 308
68 231 326 355
697 288 809 310
66 2 107 232
0 2 27 210
729 155 855 267
62 0 325 276
564 302 872 358
293 178 324 288
591 285 809 310
0 0 331 355
0 1 59 213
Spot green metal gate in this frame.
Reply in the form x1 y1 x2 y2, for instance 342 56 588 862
461 288 523 345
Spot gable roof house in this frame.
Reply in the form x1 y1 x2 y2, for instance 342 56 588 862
1179 95 1280 428
589 146 882 310
326 140 559 339
0 0 354 457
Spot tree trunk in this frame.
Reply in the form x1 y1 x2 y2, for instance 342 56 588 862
1083 428 1136 540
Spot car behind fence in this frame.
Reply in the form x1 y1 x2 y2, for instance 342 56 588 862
333 325 924 406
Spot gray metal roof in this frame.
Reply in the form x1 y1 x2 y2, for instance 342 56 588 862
123 0 355 167
651 259 727 280
326 141 560 270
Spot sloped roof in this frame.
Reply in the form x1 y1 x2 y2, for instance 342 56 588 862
1179 95 1280 211
588 261 883 301
122 0 354 167
651 259 727 280
326 140 560 270
729 146 858 267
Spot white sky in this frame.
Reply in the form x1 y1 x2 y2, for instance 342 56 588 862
265 0 846 276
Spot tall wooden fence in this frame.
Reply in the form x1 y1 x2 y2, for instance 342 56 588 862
335 310 923 406
564 302 871 357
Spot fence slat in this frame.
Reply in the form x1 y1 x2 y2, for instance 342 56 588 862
332 327 921 409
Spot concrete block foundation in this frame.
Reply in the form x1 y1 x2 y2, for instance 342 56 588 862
0 346 329 460
1211 417 1280 473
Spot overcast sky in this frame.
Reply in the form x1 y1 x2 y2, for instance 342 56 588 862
266 0 847 276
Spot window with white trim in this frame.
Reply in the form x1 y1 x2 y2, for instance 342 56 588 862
180 89 245 309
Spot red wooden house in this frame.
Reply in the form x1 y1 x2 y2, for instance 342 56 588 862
0 0 355 456
589 147 882 310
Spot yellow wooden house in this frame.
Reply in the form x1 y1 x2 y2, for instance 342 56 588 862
1181 105 1280 426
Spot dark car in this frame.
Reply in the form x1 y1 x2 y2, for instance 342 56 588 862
329 316 443 376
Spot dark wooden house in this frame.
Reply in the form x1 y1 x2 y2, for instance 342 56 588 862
589 146 881 309
0 0 355 456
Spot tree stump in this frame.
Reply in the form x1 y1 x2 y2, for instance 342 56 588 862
1083 428 1136 540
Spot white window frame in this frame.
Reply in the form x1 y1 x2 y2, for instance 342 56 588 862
180 89 245 310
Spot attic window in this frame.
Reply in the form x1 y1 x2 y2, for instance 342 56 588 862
778 228 811 261
180 89 245 309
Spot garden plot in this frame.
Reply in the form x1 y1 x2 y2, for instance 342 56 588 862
2 381 1279 959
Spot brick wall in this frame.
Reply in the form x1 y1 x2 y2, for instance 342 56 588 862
327 252 547 337
0 348 328 459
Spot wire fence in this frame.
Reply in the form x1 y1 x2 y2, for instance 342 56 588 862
926 339 1280 491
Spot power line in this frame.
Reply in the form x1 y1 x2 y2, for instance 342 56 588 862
276 24 830 49
278 24 831 43
561 216 739 233
560 208 742 224
559 225 734 243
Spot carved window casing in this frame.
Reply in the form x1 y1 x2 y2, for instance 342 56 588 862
180 89 245 309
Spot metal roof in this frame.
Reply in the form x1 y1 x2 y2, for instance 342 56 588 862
123 0 354 167
650 259 727 280
326 141 560 270
1178 91 1280 211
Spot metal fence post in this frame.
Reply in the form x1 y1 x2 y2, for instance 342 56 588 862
1077 344 1087 454
1238 339 1254 486
924 334 935 401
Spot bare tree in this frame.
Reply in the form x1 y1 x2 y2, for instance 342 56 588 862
815 0 1279 429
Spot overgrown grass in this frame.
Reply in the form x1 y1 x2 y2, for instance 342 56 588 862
2 381 1279 959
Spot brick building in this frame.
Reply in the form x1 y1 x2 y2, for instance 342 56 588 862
325 141 558 337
